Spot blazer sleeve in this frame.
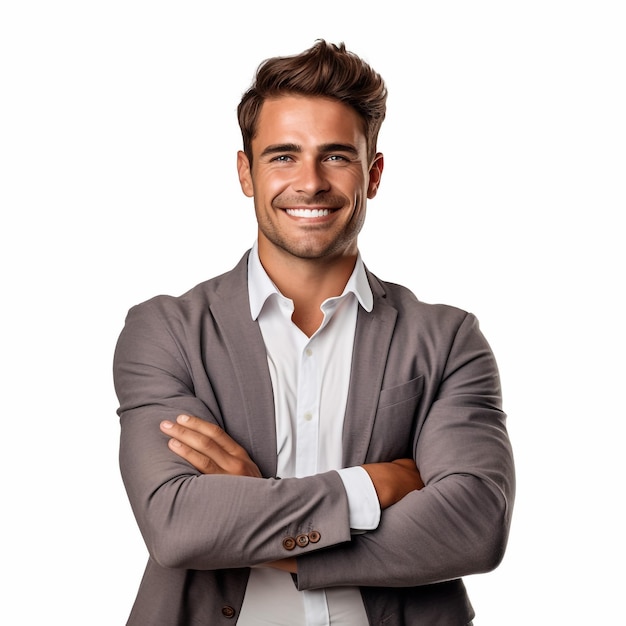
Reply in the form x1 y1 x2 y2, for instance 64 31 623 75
113 299 352 571
295 311 515 590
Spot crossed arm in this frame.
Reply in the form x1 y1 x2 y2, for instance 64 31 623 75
160 414 424 573
115 299 514 586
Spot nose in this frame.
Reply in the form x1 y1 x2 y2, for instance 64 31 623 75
293 158 330 196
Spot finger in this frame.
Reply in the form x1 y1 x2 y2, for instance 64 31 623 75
176 414 246 456
166 437 226 475
161 419 230 466
160 418 262 477
173 415 257 471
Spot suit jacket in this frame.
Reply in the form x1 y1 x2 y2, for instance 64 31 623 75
113 251 515 625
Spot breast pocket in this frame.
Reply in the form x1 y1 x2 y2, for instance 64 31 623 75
369 376 425 460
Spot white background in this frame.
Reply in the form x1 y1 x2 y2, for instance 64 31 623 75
1 1 624 624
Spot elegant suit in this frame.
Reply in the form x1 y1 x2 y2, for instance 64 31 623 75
113 251 515 625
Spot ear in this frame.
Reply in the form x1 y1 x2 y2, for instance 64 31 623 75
367 153 384 199
237 151 254 198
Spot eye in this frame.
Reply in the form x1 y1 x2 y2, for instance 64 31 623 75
324 154 354 165
271 155 293 163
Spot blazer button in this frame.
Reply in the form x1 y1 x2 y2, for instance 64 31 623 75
296 533 309 548
308 530 321 543
221 605 236 618
282 536 296 551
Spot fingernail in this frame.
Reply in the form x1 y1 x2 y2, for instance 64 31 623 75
161 420 173 429
177 414 190 423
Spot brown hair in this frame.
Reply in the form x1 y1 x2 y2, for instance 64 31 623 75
237 40 387 164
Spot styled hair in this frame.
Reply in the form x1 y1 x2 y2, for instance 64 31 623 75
237 40 387 164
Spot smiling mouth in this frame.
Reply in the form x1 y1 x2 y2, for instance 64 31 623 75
285 208 335 218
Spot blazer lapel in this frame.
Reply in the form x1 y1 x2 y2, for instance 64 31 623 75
342 273 398 466
209 253 278 477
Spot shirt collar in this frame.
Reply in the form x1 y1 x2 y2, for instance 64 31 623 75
248 241 373 321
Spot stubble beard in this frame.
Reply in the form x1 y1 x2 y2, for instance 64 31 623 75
259 199 365 262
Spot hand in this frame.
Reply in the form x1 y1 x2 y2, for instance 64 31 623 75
160 414 263 478
362 458 424 509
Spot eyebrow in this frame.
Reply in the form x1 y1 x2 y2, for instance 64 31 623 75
320 143 360 156
259 143 360 158
259 143 301 158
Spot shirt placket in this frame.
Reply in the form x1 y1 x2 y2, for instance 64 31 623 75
294 336 330 625
295 342 319 478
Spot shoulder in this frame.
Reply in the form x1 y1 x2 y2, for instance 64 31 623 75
368 270 471 330
364 270 493 357
365 271 498 377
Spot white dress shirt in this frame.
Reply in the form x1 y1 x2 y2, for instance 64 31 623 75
237 243 381 626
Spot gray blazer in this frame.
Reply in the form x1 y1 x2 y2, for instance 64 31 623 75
113 251 515 625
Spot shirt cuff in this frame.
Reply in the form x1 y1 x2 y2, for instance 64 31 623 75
336 466 381 532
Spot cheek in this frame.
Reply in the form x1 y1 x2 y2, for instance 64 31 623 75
253 172 291 200
345 176 369 206
345 168 369 193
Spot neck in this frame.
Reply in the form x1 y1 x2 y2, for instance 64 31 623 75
258 243 357 336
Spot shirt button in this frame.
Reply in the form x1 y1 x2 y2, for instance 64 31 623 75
282 536 296 551
303 412 313 421
221 606 236 618
305 348 313 357
296 534 309 548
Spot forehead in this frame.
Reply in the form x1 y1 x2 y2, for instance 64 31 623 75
253 95 367 148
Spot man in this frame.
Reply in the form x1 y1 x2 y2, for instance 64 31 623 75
113 40 515 625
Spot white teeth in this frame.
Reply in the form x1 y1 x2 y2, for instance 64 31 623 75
286 208 331 218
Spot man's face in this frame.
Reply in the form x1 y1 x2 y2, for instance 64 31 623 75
237 95 383 264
